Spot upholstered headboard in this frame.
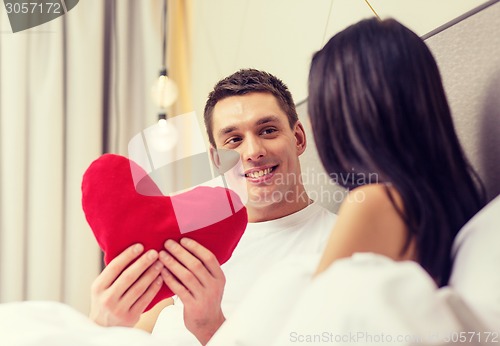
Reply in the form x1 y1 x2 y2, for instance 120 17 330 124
299 0 500 213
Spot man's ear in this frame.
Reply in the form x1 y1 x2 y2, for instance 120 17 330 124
210 147 241 175
294 121 307 156
210 146 221 169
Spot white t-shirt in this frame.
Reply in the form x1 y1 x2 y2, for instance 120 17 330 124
152 201 336 344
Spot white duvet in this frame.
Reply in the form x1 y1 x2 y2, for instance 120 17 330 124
0 254 495 346
208 253 495 346
0 301 166 346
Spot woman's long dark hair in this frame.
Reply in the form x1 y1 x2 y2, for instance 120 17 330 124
308 18 485 286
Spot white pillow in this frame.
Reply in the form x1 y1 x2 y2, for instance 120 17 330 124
449 194 500 330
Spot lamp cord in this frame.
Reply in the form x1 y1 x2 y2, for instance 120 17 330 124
162 0 167 70
363 0 381 20
159 0 168 119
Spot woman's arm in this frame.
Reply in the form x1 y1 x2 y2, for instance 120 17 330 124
314 184 415 276
134 298 173 332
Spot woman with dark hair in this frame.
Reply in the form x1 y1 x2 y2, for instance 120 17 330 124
309 18 485 286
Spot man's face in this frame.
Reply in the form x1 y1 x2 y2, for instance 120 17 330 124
211 92 307 211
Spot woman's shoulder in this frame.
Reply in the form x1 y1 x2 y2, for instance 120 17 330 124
341 183 404 218
335 183 413 260
314 183 415 275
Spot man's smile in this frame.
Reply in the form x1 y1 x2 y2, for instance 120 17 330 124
243 165 278 182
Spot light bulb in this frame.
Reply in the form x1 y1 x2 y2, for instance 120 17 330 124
150 118 178 152
152 71 179 108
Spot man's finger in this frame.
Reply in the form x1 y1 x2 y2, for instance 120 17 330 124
120 260 163 307
159 249 204 298
180 238 224 280
94 244 144 291
163 240 214 284
111 249 159 297
130 275 164 316
160 268 193 302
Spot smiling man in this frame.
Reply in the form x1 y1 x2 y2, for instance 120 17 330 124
152 69 337 345
89 69 336 345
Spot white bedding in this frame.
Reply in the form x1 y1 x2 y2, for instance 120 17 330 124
3 195 499 346
208 253 486 346
0 301 165 346
0 256 497 346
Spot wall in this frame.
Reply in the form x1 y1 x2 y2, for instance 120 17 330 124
425 1 500 202
190 0 487 119
189 0 491 212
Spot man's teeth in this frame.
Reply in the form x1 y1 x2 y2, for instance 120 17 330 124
246 167 273 178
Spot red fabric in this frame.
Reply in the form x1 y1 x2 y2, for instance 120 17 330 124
81 154 247 311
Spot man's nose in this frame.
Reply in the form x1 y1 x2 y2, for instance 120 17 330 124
243 136 266 161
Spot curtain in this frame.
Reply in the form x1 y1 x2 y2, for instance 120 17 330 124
0 0 105 314
0 0 191 314
169 0 193 116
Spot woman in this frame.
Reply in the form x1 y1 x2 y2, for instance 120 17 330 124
309 18 485 286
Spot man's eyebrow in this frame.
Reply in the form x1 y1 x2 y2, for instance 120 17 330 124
255 115 280 126
218 125 238 138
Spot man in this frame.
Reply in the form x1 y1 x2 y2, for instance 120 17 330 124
90 69 336 345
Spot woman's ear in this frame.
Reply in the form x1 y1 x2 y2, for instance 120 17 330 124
294 121 307 155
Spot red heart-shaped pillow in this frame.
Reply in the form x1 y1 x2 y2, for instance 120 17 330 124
81 154 247 311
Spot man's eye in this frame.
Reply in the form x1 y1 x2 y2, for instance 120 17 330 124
261 128 277 135
225 137 241 145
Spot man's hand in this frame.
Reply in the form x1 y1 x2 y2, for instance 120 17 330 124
90 244 164 327
159 238 226 345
